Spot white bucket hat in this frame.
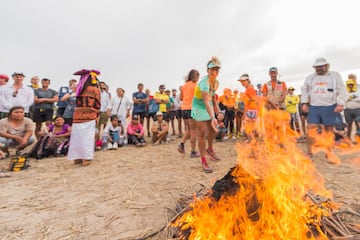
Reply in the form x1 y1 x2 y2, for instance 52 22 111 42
312 57 329 67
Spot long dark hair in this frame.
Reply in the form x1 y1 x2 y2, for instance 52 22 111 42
186 69 200 83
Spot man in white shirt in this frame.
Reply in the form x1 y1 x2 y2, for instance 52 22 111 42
110 88 132 129
0 72 34 117
97 81 111 131
301 58 346 160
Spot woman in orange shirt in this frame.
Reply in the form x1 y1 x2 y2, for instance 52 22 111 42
177 69 200 157
238 73 258 141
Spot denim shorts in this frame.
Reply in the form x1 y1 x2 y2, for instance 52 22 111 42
308 104 341 126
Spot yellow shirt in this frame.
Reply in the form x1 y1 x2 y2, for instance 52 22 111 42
285 94 300 114
154 92 169 112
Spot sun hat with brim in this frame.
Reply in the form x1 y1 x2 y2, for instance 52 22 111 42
238 74 250 81
312 58 329 67
207 62 221 69
0 74 9 80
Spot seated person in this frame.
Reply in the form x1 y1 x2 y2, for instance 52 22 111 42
102 115 124 150
30 115 71 158
151 111 169 144
215 112 227 141
0 106 35 156
127 114 146 147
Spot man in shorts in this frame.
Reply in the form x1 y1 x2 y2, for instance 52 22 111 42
132 83 148 125
300 58 347 159
97 81 111 131
33 78 59 140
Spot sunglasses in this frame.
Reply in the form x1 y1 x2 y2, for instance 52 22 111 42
12 90 18 97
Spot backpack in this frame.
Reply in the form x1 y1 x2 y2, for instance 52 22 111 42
55 138 70 156
9 156 30 171
28 135 57 159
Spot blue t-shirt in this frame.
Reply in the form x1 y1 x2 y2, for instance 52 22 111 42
132 92 147 113
57 86 70 108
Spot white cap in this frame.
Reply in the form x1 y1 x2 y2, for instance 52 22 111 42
156 111 163 116
312 57 329 67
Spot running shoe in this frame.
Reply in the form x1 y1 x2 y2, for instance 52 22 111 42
112 142 118 150
190 151 200 158
201 161 213 173
177 143 185 154
206 148 220 161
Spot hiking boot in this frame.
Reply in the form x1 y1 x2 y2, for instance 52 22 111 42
190 151 200 158
177 143 185 154
206 148 220 161
201 161 213 173
112 142 118 150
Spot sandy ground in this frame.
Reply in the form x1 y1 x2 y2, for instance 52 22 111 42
0 136 359 240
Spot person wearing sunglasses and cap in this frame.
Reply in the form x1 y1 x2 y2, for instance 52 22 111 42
300 58 346 160
191 56 221 173
344 77 360 141
0 72 34 119
285 87 300 132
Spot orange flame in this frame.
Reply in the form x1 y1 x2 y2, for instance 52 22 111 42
173 100 350 239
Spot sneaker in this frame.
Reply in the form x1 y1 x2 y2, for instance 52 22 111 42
232 135 237 140
107 142 112 150
135 142 142 147
201 161 213 173
177 143 185 154
190 151 200 158
141 142 146 146
206 148 220 161
223 135 229 140
112 142 118 150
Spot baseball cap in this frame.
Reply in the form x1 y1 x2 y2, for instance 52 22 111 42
312 58 329 67
0 74 9 81
132 114 139 120
269 67 278 72
288 87 295 90
156 111 163 116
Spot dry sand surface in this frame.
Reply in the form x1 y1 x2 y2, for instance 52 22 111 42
0 136 360 240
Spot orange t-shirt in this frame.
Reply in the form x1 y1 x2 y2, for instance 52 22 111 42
243 85 257 111
180 81 197 110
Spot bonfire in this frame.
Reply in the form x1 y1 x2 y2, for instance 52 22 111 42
170 102 360 240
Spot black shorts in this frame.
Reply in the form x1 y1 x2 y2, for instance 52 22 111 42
133 112 146 120
181 110 192 119
168 111 177 120
33 108 54 123
146 112 156 121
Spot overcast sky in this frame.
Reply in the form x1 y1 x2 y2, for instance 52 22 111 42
1 0 359 96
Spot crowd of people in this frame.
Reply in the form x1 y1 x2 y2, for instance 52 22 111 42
0 56 359 172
